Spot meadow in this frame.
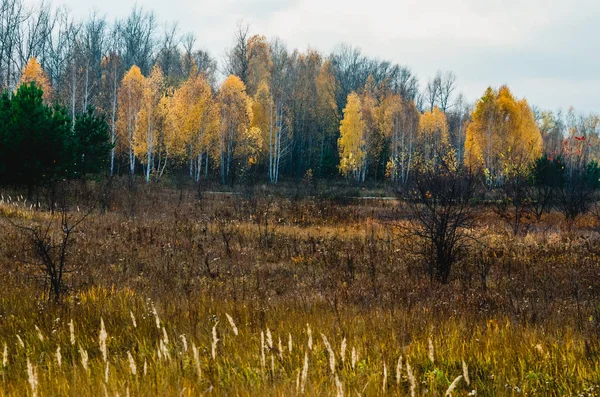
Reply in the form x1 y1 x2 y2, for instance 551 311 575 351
0 179 599 396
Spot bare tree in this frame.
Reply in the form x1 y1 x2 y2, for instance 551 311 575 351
182 32 217 86
45 8 75 98
497 161 532 235
80 12 107 110
330 43 419 112
446 93 469 164
193 49 217 86
436 71 456 112
424 72 441 111
155 22 182 82
18 0 56 71
104 26 122 177
223 21 250 83
388 64 419 101
268 38 293 183
0 0 26 91
330 43 366 112
5 202 93 303
119 5 156 74
181 31 196 76
400 153 480 283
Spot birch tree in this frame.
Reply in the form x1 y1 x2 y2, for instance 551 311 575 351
134 65 165 182
338 92 365 181
315 59 339 176
419 107 449 163
217 75 253 184
116 65 145 175
168 72 219 181
465 86 543 186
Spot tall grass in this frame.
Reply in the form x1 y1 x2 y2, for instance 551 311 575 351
0 286 597 396
0 181 598 395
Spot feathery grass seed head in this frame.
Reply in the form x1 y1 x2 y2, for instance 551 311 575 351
225 313 238 336
26 357 38 397
127 351 137 375
99 318 108 363
462 360 470 386
445 375 462 396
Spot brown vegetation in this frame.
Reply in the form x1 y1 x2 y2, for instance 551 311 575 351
0 180 599 395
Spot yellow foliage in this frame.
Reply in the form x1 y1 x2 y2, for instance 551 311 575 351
419 107 449 161
20 57 53 102
167 73 219 163
134 65 166 165
244 126 264 167
338 92 365 179
360 76 382 170
251 82 273 159
116 66 145 160
465 86 542 182
379 93 402 139
217 75 255 178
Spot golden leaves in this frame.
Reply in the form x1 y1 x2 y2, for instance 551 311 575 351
20 57 53 103
338 92 366 178
133 66 166 163
419 107 449 162
217 75 255 168
116 66 145 155
167 73 218 161
465 85 542 179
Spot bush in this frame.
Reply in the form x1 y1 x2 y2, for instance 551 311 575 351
400 153 480 283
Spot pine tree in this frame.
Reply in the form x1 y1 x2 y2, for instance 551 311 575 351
73 107 112 177
0 83 72 198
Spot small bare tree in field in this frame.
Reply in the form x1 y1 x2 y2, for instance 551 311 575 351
400 153 480 284
4 203 92 303
496 155 533 235
253 194 278 249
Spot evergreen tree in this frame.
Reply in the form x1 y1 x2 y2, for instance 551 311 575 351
0 83 72 197
73 107 112 177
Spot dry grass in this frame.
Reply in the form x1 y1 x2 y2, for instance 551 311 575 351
0 179 599 396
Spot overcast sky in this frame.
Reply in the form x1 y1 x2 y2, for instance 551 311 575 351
38 0 600 113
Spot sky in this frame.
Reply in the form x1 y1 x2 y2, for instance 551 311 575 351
38 0 600 113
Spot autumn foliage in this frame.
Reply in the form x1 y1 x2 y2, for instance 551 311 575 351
338 92 365 180
116 66 145 175
465 86 543 185
20 57 53 103
0 22 594 193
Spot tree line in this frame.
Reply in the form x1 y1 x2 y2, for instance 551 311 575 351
1 0 599 190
